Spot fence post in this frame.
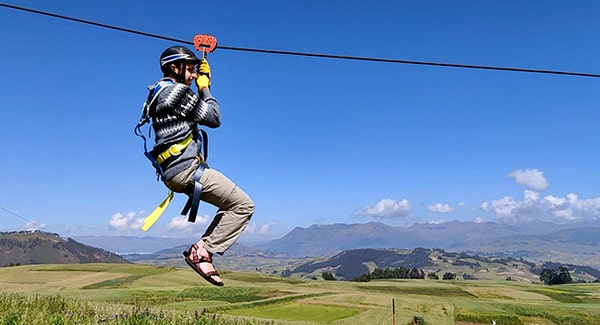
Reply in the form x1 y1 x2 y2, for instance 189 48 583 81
392 298 396 325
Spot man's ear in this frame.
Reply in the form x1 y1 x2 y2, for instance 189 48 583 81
169 63 179 74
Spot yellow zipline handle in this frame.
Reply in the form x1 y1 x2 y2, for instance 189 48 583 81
141 191 174 231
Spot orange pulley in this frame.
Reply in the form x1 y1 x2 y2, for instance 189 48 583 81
193 34 218 58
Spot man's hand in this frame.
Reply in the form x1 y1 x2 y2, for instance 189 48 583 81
196 58 211 90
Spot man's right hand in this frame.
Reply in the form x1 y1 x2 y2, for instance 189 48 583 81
196 59 211 90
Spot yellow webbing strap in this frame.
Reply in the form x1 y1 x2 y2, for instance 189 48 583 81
156 133 194 164
141 190 174 231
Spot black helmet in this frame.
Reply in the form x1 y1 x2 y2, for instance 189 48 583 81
160 46 201 81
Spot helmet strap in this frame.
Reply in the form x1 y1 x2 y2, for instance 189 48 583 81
177 62 186 84
168 62 187 84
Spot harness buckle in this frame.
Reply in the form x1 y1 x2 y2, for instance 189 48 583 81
168 146 182 156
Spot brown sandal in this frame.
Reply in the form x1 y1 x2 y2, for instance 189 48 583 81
183 244 224 286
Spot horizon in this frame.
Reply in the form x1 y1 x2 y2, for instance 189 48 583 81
3 217 598 244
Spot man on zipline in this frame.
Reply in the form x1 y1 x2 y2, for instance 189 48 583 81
140 45 254 286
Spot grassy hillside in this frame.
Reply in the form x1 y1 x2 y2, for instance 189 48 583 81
126 246 600 285
0 231 128 266
0 263 599 324
125 243 306 275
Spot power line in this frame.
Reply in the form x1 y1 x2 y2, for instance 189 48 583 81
2 2 600 78
0 205 47 230
1 3 187 44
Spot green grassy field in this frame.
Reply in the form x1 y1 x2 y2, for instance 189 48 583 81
0 263 598 324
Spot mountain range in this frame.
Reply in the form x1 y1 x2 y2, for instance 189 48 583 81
254 221 600 268
72 220 600 269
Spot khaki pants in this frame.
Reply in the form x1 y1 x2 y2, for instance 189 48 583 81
166 158 255 255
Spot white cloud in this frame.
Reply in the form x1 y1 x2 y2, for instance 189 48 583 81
508 169 549 191
167 214 210 233
480 202 489 211
246 222 275 235
427 219 446 225
427 203 454 213
25 221 46 231
109 211 211 233
481 191 600 224
109 212 144 231
358 198 411 220
167 216 193 232
258 223 274 235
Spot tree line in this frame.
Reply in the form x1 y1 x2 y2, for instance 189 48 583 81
324 265 581 284
348 266 426 282
539 266 572 285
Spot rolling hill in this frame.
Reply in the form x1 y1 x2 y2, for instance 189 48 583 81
0 231 128 266
121 244 600 284
288 247 600 282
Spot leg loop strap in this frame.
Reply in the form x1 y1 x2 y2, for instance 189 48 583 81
181 163 207 223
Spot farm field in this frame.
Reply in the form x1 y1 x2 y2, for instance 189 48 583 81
0 263 599 324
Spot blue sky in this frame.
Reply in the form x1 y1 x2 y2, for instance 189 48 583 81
2 1 600 243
